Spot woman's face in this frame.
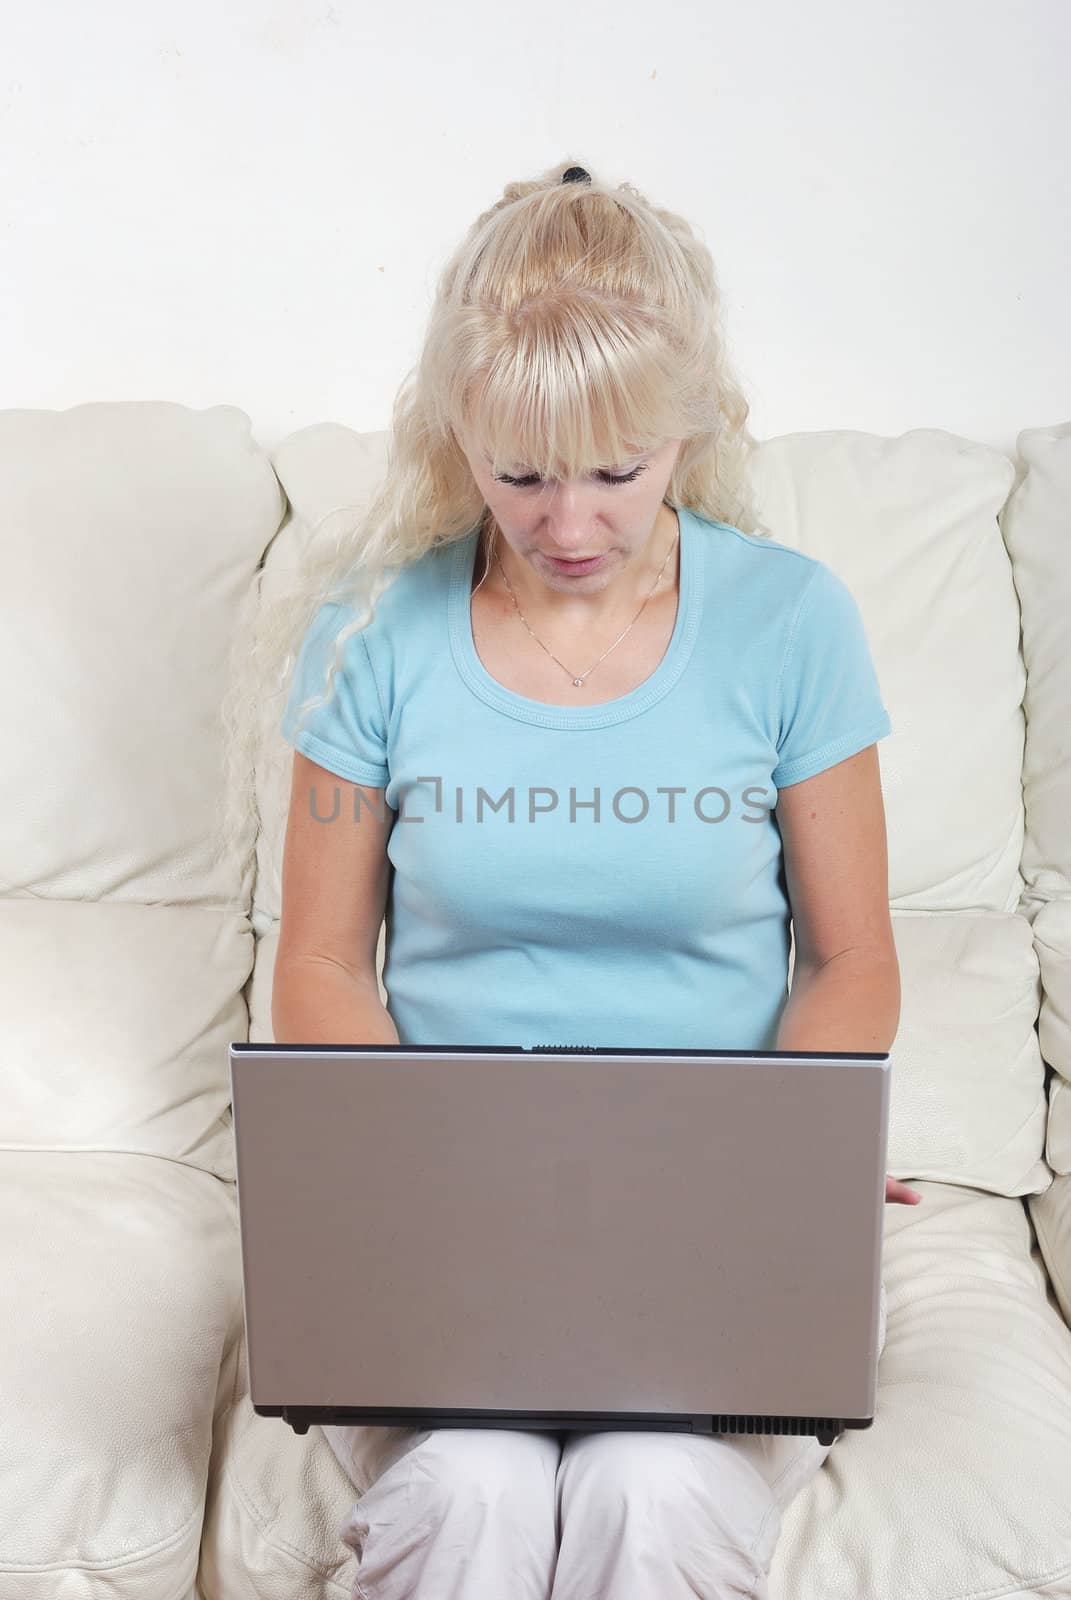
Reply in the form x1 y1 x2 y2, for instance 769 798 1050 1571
455 427 684 594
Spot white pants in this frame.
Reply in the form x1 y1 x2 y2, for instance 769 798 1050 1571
322 1280 887 1600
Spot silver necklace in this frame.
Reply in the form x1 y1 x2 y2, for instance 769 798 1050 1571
490 523 680 688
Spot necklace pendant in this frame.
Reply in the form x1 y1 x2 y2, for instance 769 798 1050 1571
572 676 584 687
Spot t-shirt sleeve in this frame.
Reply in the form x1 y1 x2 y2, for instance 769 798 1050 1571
772 561 892 788
280 600 389 786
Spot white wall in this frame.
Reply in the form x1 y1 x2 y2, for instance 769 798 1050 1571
2 0 1067 459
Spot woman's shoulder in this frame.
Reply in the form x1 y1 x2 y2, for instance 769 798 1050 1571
689 509 834 611
322 533 462 636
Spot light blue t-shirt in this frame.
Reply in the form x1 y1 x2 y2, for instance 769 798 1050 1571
281 506 892 1051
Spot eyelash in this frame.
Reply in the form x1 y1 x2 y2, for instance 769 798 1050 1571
494 464 649 489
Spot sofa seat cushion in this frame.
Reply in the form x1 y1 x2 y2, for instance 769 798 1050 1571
770 1183 1071 1598
199 1322 354 1600
0 1152 240 1598
199 1183 1071 1598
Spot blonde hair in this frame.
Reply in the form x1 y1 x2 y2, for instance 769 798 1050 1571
214 156 768 890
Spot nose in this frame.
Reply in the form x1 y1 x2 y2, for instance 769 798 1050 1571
537 483 605 554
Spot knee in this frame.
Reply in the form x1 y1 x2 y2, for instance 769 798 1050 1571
560 1432 776 1598
562 1430 773 1550
564 1430 712 1503
407 1427 557 1528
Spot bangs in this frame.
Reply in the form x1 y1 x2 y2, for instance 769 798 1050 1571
457 300 682 480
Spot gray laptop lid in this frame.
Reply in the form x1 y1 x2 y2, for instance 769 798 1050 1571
229 1043 890 1446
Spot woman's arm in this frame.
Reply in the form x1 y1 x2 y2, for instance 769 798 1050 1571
272 751 400 1046
773 744 919 1204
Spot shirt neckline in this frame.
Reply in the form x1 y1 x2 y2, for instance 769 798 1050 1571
448 503 704 728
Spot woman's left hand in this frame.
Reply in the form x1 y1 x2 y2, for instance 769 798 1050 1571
886 1174 922 1204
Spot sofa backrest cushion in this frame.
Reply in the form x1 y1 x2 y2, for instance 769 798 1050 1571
999 420 1071 1179
0 401 283 1176
255 423 1050 1197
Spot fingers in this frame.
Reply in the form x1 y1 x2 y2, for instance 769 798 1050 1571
884 1176 924 1204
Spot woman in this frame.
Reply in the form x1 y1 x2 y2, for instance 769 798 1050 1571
249 158 919 1600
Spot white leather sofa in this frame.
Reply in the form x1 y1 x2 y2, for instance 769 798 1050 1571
2 400 1070 1599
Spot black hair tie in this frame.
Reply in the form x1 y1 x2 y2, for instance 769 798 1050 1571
561 166 591 184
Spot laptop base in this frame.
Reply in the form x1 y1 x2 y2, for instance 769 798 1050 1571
257 1404 870 1446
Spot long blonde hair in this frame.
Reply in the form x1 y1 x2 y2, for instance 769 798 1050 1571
214 156 769 889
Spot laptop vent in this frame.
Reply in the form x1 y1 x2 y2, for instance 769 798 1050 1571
715 1415 829 1436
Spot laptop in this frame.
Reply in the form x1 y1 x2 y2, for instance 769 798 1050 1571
229 1042 890 1446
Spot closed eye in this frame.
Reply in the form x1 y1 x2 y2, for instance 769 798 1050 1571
494 464 649 489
